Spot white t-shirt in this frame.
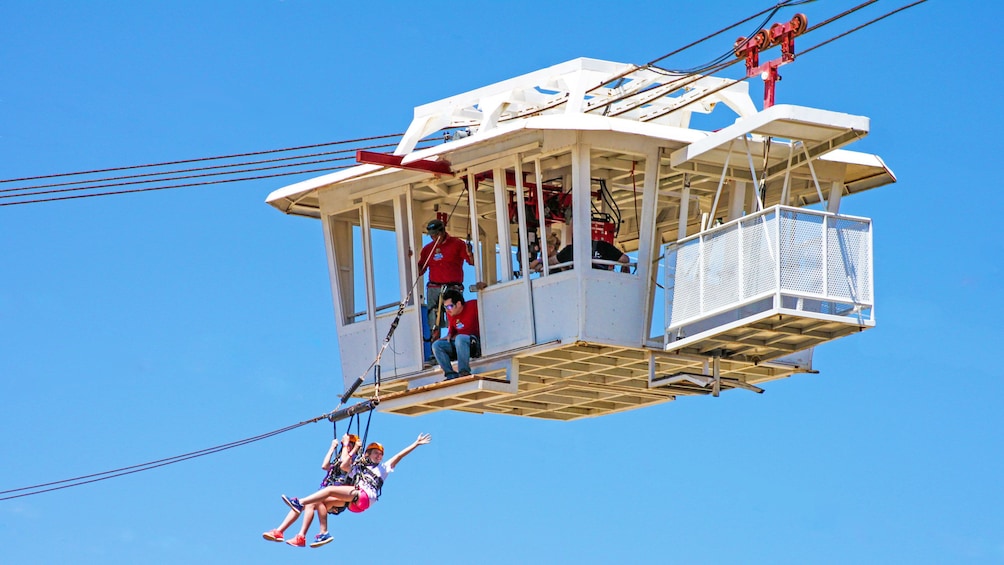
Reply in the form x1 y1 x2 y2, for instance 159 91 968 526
352 462 393 501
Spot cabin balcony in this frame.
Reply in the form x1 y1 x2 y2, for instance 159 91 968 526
664 205 873 362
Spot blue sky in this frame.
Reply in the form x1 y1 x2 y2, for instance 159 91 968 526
2 1 1002 563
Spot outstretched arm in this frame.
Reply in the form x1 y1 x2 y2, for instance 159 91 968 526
386 433 432 471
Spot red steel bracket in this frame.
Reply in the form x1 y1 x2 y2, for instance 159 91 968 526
356 150 453 176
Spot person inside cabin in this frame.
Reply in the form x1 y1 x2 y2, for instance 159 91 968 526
527 232 562 274
531 238 630 272
276 433 432 545
262 433 360 548
432 289 480 380
419 219 474 335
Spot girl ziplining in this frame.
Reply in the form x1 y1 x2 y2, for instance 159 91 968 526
268 433 432 548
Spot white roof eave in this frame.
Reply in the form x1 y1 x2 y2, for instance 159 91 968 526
265 163 386 214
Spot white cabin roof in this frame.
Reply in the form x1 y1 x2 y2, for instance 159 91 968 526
266 57 895 217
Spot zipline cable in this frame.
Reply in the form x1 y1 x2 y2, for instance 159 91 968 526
0 141 404 195
652 0 930 123
0 133 406 185
0 419 319 501
0 165 356 207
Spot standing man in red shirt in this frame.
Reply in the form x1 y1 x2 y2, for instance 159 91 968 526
432 289 480 380
419 219 474 335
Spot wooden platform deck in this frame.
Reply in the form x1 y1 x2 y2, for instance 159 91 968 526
357 341 808 421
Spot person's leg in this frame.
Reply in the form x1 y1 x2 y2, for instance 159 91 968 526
454 334 472 375
262 508 299 541
300 485 356 506
295 503 317 538
426 285 443 334
317 505 328 535
310 501 339 548
432 339 458 377
276 509 298 532
284 502 319 547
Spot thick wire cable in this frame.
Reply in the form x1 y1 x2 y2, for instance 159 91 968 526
0 416 332 501
646 0 929 125
0 165 356 207
590 0 810 91
0 141 438 202
0 133 405 185
0 137 439 206
801 0 927 56
0 141 403 195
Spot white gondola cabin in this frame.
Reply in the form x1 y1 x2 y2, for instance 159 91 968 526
266 57 894 420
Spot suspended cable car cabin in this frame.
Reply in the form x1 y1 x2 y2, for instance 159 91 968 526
266 56 893 421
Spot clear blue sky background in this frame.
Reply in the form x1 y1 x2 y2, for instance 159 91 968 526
2 1 1002 563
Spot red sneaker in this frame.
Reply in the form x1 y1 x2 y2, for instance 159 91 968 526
262 529 284 542
286 534 306 547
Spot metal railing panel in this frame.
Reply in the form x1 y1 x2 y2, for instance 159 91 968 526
665 205 874 338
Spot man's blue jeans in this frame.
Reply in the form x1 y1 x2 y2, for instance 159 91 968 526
432 334 473 377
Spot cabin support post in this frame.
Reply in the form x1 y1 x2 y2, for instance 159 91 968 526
493 167 513 281
712 354 721 397
827 181 844 214
571 142 592 338
637 148 662 343
466 173 483 285
360 203 378 343
729 181 747 221
678 173 691 240
533 158 549 277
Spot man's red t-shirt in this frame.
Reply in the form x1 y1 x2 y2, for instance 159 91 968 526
419 235 472 284
447 299 480 339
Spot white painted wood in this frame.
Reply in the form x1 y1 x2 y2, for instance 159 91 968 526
636 149 661 343
493 167 513 282
360 204 378 348
827 181 844 214
729 181 747 221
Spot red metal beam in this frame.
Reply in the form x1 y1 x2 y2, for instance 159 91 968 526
356 150 453 175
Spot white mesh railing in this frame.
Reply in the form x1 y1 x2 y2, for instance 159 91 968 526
665 205 873 338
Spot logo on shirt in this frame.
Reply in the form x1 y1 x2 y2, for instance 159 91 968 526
456 321 465 329
433 249 443 261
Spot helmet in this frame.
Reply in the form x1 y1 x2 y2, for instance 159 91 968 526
365 442 384 455
346 433 360 445
426 219 445 233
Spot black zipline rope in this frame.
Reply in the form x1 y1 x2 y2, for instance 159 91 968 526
0 133 406 185
0 165 355 207
0 418 317 501
0 141 404 195
646 0 930 123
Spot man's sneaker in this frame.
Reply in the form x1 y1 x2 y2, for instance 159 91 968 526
458 369 472 377
281 495 303 514
262 529 284 542
286 534 306 547
444 371 460 380
310 532 334 548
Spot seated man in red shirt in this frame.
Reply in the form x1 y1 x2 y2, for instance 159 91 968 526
432 289 480 380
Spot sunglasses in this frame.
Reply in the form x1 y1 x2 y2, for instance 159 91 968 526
444 303 456 310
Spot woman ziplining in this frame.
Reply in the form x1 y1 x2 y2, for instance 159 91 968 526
262 433 361 547
267 432 432 548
